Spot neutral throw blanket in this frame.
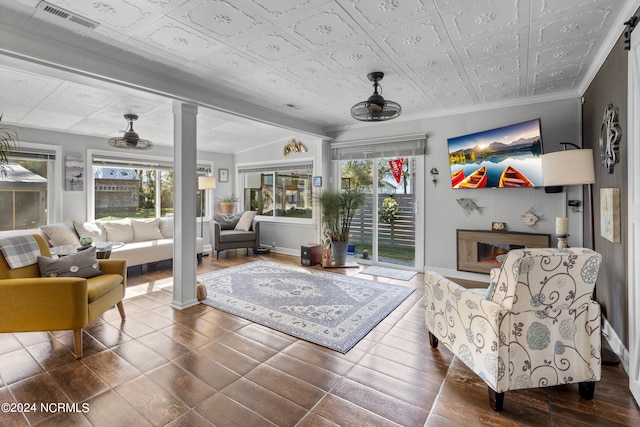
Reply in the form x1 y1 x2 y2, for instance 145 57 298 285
0 235 40 269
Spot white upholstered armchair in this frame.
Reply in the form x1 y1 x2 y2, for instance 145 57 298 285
424 247 602 411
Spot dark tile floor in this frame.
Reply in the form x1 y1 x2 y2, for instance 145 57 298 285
0 252 638 426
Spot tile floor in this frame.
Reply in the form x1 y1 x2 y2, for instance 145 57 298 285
0 252 638 426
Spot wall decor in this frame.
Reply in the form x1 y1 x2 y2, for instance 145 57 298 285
65 156 84 191
218 168 229 183
313 176 322 187
283 138 307 156
600 188 621 243
456 198 483 216
599 104 621 173
519 206 540 228
491 222 506 231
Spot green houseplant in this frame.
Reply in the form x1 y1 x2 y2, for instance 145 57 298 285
317 187 366 265
0 115 18 178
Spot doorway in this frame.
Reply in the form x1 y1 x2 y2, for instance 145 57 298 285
340 156 423 270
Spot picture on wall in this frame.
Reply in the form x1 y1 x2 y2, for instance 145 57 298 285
65 156 84 191
600 188 621 243
448 118 544 189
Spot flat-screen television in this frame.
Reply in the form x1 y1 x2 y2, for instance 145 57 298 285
448 118 544 189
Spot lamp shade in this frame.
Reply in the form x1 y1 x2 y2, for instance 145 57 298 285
541 149 595 186
198 176 216 190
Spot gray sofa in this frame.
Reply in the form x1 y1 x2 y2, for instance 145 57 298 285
210 213 260 259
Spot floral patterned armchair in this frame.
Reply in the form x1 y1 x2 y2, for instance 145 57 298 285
424 247 602 411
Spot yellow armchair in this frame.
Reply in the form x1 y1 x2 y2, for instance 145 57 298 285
0 234 126 358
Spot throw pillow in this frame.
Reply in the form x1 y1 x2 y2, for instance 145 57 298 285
214 213 241 230
38 246 103 278
73 221 107 243
40 221 80 247
159 217 174 238
234 211 257 231
101 219 134 243
131 218 164 241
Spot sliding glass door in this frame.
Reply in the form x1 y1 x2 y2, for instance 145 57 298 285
341 156 420 268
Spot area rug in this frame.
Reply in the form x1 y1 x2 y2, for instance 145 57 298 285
197 261 415 353
362 266 417 281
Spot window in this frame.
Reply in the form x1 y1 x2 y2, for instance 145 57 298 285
91 154 211 220
239 163 313 219
0 147 56 231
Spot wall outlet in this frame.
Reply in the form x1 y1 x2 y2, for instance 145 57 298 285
271 241 276 248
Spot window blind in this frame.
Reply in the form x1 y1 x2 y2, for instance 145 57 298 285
237 162 313 174
92 155 210 173
330 134 426 160
9 148 56 160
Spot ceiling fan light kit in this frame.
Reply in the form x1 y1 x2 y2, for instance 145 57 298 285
351 72 402 122
107 114 153 150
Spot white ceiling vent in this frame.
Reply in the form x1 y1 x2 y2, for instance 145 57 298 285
36 1 99 30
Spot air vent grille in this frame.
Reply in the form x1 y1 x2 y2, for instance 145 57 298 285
37 1 99 30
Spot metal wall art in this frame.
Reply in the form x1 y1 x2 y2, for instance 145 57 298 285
283 138 307 156
599 104 621 173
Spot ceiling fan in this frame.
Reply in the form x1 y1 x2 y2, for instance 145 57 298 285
351 72 402 122
107 114 153 150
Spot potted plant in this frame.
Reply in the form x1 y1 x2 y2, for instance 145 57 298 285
317 187 366 265
218 193 239 214
0 115 18 178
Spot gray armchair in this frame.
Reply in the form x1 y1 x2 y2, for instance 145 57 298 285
210 214 260 259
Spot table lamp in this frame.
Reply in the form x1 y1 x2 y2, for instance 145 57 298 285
198 175 216 238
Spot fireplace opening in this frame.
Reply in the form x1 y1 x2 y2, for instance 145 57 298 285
477 242 525 264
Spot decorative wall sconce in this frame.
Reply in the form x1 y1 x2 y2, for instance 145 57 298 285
599 104 621 173
283 138 307 156
430 167 439 186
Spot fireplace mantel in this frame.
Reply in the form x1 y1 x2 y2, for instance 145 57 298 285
457 229 551 274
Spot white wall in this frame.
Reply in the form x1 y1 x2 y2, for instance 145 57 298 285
329 97 583 281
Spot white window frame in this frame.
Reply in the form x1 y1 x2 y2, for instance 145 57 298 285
87 149 213 221
237 159 315 225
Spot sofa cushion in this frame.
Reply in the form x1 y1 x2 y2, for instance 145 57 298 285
87 273 124 303
101 219 134 243
219 230 256 244
40 221 80 247
37 247 103 278
131 218 164 241
214 213 241 230
235 211 257 231
159 217 173 238
74 221 107 243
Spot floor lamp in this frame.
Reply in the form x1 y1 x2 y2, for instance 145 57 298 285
198 175 216 238
541 145 619 365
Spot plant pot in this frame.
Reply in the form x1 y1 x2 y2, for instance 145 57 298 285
332 241 349 266
219 201 237 214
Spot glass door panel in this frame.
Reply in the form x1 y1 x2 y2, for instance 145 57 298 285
377 157 415 267
340 160 373 261
340 157 416 268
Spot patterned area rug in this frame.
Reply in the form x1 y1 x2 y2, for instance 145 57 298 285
198 261 415 353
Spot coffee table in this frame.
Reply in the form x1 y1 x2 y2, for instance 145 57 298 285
94 241 125 259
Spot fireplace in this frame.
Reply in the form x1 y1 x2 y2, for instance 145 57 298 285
457 229 551 274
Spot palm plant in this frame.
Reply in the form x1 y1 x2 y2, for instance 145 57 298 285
0 115 18 177
317 187 366 242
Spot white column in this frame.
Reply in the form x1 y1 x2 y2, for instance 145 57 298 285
172 102 198 309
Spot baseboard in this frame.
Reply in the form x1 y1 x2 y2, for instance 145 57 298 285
602 317 630 374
